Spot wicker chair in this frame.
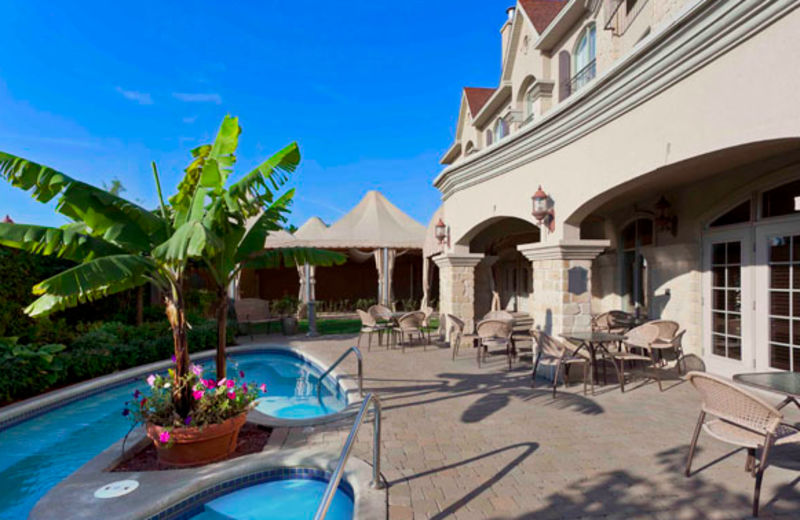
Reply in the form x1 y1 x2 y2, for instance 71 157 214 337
592 310 634 333
483 310 514 322
356 309 387 351
368 304 393 322
393 311 426 353
444 314 466 360
607 323 662 392
476 319 514 369
685 372 800 517
531 331 589 397
421 306 436 344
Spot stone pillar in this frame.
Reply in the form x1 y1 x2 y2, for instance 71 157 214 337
518 240 610 336
433 254 484 334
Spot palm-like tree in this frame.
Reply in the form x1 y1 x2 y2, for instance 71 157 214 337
175 116 345 378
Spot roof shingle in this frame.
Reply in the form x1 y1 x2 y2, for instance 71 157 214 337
463 87 495 116
519 0 567 34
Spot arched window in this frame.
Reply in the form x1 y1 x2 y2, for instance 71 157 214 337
465 141 476 155
573 24 596 92
485 129 493 147
494 117 509 141
709 200 751 228
524 89 535 124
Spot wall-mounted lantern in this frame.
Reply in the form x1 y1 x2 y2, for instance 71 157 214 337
654 195 677 236
531 185 555 232
435 218 449 247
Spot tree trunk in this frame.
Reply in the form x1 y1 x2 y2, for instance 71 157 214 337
215 288 228 380
166 296 191 418
135 286 144 326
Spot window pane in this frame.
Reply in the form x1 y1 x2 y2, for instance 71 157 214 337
713 290 726 310
771 318 791 344
727 242 741 265
727 314 741 337
771 292 790 316
794 320 800 345
622 224 636 250
771 265 791 289
727 290 741 313
728 266 741 288
712 243 726 265
771 237 792 262
638 219 653 247
713 313 726 334
793 348 800 373
771 344 791 370
762 179 800 219
793 236 800 262
728 337 742 361
794 293 800 318
709 201 751 228
712 334 726 356
713 267 726 287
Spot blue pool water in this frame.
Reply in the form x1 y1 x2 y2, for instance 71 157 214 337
191 479 354 520
0 351 347 520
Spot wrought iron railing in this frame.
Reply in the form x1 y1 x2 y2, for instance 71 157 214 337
604 0 651 36
567 59 597 96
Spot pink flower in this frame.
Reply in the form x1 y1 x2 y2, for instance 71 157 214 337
193 390 205 400
227 391 236 400
259 383 267 393
226 379 235 389
191 364 203 376
146 375 156 387
217 378 227 388
204 379 215 389
159 431 170 443
239 370 245 378
242 383 248 392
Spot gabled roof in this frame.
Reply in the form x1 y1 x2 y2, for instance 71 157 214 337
519 0 567 34
463 87 495 116
295 216 328 240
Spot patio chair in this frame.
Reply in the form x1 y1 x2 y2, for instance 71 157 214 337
685 372 800 517
393 311 426 353
476 319 514 369
607 323 663 392
356 309 387 351
444 314 465 360
592 310 634 334
483 310 514 322
421 306 436 344
531 331 589 397
368 304 393 322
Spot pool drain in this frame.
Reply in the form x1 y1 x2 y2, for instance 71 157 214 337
93 479 139 499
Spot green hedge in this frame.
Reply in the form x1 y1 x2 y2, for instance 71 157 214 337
0 320 236 405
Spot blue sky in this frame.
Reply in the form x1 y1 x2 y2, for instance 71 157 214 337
0 1 507 229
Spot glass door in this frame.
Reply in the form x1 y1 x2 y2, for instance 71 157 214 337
755 223 800 371
703 229 752 377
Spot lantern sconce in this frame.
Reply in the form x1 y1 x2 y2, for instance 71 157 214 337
654 195 677 236
531 185 555 232
435 218 450 248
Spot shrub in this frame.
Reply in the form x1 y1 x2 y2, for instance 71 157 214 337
0 338 66 403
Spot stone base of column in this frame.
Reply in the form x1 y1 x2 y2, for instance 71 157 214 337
519 240 610 337
433 253 483 335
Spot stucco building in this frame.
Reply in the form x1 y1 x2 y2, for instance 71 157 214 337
433 0 800 377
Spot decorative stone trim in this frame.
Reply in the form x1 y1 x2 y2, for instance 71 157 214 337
434 0 800 197
527 80 555 101
518 240 610 261
432 253 485 268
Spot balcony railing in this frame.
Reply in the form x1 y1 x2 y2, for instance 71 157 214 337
604 0 650 36
567 59 596 96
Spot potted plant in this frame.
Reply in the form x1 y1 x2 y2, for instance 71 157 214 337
126 363 266 466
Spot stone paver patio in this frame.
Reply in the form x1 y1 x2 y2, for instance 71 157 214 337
247 334 800 519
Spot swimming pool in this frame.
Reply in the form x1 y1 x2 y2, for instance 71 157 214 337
0 350 348 519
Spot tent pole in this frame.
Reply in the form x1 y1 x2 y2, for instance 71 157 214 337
306 262 318 337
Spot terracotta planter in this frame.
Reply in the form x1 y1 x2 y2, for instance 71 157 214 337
146 412 248 467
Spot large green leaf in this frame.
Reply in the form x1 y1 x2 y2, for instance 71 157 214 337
0 222 124 262
243 247 346 270
235 189 294 263
153 221 221 264
0 151 165 251
228 142 299 208
26 255 156 317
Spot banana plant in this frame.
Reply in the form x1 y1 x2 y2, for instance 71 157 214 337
0 146 221 417
177 116 345 378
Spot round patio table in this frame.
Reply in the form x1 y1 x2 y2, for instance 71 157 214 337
733 372 800 410
560 331 626 389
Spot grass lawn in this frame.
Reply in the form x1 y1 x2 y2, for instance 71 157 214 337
238 317 440 337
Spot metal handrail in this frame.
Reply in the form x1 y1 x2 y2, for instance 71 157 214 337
313 393 384 520
316 346 363 398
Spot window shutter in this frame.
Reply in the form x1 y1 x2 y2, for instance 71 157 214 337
559 51 571 101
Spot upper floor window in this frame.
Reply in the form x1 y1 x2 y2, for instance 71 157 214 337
524 90 535 125
485 129 494 147
465 141 476 155
572 24 597 93
494 117 509 141
763 179 800 219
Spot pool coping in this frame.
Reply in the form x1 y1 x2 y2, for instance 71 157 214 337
0 343 363 432
29 425 386 520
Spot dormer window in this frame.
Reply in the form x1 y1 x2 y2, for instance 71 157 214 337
572 24 597 94
494 117 509 141
524 89 535 125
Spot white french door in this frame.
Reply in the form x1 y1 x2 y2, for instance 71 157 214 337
702 228 753 377
755 221 800 372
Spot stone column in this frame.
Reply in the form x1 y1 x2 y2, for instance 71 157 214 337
518 240 610 336
433 254 484 334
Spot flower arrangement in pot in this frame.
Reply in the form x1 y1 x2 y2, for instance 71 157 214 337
126 362 267 466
